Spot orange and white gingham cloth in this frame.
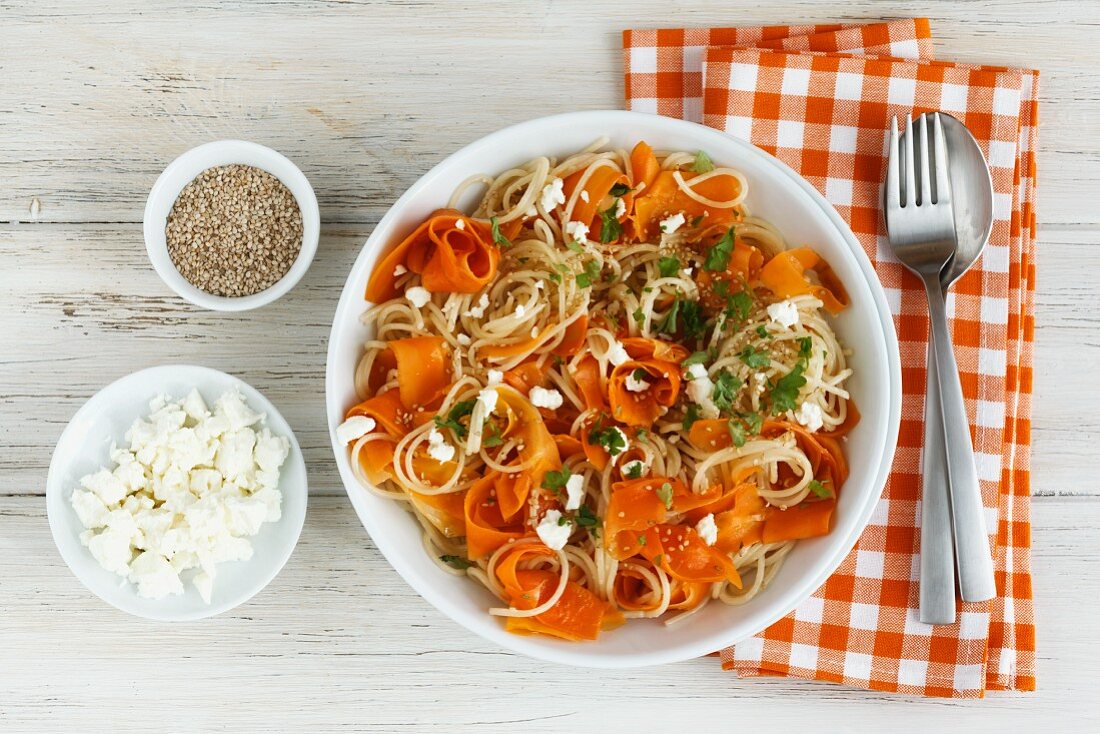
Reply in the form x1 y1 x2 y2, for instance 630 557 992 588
623 19 1037 697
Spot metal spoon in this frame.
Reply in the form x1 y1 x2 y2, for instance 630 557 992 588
918 113 996 622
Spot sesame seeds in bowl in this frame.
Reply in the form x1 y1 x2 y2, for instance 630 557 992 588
143 141 320 312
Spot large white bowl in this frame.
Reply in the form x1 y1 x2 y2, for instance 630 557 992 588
326 111 901 667
46 365 309 621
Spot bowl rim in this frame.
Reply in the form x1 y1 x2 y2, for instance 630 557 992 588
45 364 309 621
325 110 902 667
142 139 320 312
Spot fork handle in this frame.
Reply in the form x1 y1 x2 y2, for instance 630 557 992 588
919 341 957 623
923 275 997 603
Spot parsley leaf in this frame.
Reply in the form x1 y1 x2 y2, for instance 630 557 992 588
656 482 674 509
808 479 833 498
741 411 764 435
711 370 742 413
624 461 644 479
588 423 627 457
632 308 646 327
576 505 601 529
723 288 754 327
679 299 707 340
657 297 681 335
440 555 473 570
489 217 511 248
704 227 736 272
483 422 504 447
692 150 715 174
727 420 746 447
547 271 562 284
657 256 681 278
609 182 632 197
682 403 702 431
599 201 623 243
566 240 584 254
575 260 602 288
682 349 712 367
631 367 649 382
756 325 771 339
541 466 572 494
434 399 476 439
771 364 807 414
739 345 771 368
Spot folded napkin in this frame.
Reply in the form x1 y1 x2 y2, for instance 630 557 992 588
623 19 1037 698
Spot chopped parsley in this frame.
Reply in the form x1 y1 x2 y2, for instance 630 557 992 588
632 308 646 327
631 367 650 382
682 349 712 367
741 410 764 435
547 271 562 284
609 182 632 197
440 555 473 570
588 422 627 457
576 505 601 530
711 369 742 413
704 227 736 272
541 466 572 494
566 239 584 254
599 201 623 243
727 420 746 447
483 422 504 447
575 259 602 288
756 325 772 339
682 403 703 431
770 338 813 414
656 482 674 509
738 345 771 369
624 462 644 479
657 297 681 335
658 297 706 340
723 288 754 328
692 150 715 174
489 217 511 248
636 534 647 546
657 256 681 278
433 399 476 440
808 479 833 499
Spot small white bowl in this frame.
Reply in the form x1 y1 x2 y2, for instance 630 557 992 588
143 140 320 312
46 365 309 621
326 110 902 667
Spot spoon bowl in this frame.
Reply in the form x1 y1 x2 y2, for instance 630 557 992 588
940 113 995 284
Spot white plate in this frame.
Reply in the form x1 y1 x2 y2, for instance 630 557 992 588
46 365 308 621
326 110 901 667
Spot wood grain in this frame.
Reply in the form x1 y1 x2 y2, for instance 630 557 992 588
1 494 1096 731
2 0 1098 729
1 1 1097 227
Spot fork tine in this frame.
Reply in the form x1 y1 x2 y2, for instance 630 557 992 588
932 113 951 204
918 113 932 206
886 116 900 209
903 114 916 207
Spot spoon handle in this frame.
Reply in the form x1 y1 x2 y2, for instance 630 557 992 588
923 275 997 603
919 341 957 624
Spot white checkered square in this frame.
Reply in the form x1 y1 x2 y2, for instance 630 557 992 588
629 46 658 74
888 76 917 107
833 71 864 100
733 634 764 661
988 139 1017 168
981 295 1009 325
781 66 811 97
898 658 930 687
825 177 854 206
976 399 1005 429
940 83 969 112
788 642 820 671
630 97 658 115
889 38 920 59
843 652 874 682
849 602 880 631
993 192 1013 221
958 611 989 640
978 348 1007 377
982 241 1010 273
793 594 825 624
954 664 985 691
993 86 1020 116
904 607 935 637
830 125 859 154
723 115 754 141
855 550 885 578
976 451 1003 483
729 62 760 91
776 119 805 148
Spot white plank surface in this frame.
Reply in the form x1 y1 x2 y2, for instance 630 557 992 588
2 0 1099 730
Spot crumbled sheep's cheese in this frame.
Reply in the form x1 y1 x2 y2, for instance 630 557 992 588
564 474 585 511
608 427 630 460
515 303 526 319
621 459 647 478
615 198 627 218
565 220 590 245
525 206 538 218
477 387 499 415
486 369 504 386
660 212 686 234
580 190 590 203
70 389 287 604
336 415 376 445
426 428 456 463
536 510 572 550
456 334 471 346
529 386 564 410
624 370 650 392
766 300 800 329
794 401 824 432
393 264 407 277
454 218 465 230
607 339 630 367
465 293 490 318
684 363 719 419
540 178 566 211
695 513 718 546
405 286 431 309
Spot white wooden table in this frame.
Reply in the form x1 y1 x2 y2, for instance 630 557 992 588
3 2 1097 730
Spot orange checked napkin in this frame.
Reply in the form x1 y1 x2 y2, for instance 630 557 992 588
623 19 1037 697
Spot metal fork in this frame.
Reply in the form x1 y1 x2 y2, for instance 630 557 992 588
885 113 996 614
